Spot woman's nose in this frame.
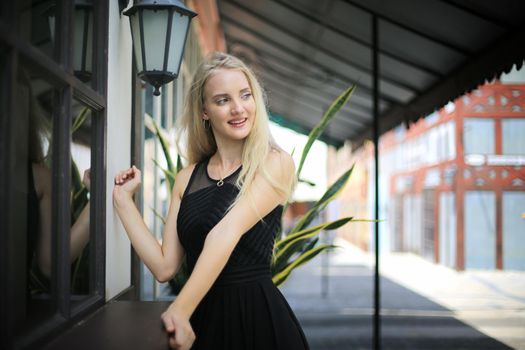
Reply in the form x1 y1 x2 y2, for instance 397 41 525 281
231 99 243 115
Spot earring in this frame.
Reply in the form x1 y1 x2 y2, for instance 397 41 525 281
202 118 210 130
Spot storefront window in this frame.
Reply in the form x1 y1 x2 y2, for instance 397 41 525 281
463 118 494 155
464 191 496 269
502 119 525 155
503 192 525 270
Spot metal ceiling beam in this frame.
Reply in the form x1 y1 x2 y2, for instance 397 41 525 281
438 0 514 30
269 92 360 143
269 111 347 147
226 37 373 123
265 77 367 128
269 0 443 78
268 87 362 134
260 68 371 125
341 0 472 56
221 0 421 94
353 23 525 147
226 34 390 112
221 19 400 105
288 0 335 103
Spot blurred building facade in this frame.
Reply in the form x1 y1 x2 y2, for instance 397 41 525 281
328 79 525 271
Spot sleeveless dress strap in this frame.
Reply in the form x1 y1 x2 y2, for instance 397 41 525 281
182 161 203 199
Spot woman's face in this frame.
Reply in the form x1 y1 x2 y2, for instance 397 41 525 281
202 69 256 142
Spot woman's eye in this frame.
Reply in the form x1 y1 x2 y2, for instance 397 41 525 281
216 98 228 105
242 93 252 99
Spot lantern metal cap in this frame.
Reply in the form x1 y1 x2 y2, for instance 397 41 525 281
123 0 197 18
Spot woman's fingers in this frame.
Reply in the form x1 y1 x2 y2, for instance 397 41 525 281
169 328 193 350
161 312 195 350
161 313 175 333
114 166 140 185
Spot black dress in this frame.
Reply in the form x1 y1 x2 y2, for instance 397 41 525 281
177 157 310 350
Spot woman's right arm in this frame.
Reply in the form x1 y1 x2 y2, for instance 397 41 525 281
113 165 192 282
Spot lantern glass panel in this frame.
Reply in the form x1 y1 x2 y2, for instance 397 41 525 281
167 12 189 75
73 8 93 81
130 12 143 72
142 9 169 71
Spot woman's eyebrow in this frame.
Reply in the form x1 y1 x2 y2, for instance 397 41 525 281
212 93 228 99
212 88 251 99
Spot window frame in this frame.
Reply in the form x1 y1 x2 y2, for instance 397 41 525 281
0 1 108 348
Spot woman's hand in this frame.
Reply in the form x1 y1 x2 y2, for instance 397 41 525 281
113 166 141 206
82 168 91 192
161 306 196 350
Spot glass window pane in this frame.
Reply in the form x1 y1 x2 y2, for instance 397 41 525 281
463 118 494 155
16 0 57 62
502 119 525 155
503 191 525 270
14 60 57 332
70 98 93 300
439 192 456 268
464 191 495 269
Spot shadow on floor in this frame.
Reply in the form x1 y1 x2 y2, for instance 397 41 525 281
280 263 513 350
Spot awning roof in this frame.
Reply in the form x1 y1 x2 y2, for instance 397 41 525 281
217 0 525 147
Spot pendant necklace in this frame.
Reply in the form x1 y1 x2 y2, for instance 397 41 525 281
215 164 227 187
213 163 240 187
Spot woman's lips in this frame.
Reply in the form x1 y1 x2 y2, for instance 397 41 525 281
228 118 247 128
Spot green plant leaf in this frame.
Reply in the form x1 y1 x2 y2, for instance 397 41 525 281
273 244 337 287
72 107 89 133
273 232 319 273
176 154 183 173
272 216 352 281
153 158 176 193
300 237 319 254
146 114 177 176
153 121 175 172
298 177 316 187
150 206 166 225
275 216 353 252
290 165 354 234
296 85 355 179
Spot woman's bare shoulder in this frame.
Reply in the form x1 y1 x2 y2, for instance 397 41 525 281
31 162 52 198
267 147 295 176
173 163 198 199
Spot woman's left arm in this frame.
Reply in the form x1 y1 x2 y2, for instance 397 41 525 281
161 151 295 349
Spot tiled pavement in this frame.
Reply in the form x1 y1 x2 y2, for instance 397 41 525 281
280 237 525 350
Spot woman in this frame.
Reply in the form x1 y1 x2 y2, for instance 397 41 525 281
17 67 91 292
113 52 310 350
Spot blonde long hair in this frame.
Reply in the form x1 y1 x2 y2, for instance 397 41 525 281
175 52 296 210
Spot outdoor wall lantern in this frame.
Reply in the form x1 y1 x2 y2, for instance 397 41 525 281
123 0 197 96
47 0 94 82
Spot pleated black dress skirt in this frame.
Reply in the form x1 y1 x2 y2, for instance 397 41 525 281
177 157 310 350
